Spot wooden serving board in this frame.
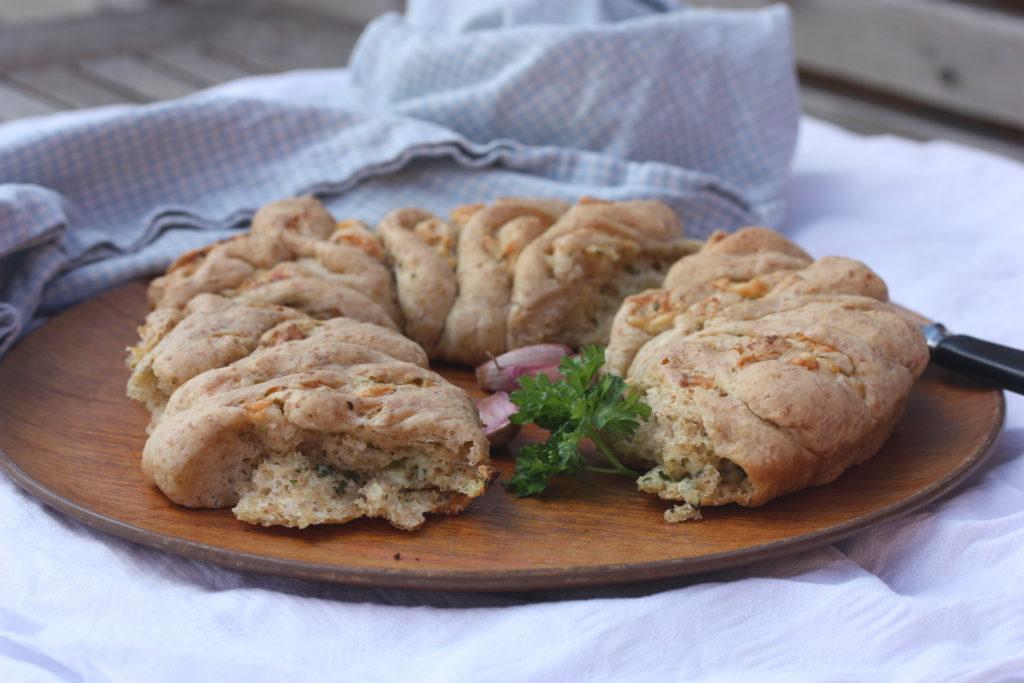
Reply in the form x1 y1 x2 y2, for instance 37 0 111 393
0 282 1005 591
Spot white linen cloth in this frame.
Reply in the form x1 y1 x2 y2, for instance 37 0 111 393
1 119 1023 682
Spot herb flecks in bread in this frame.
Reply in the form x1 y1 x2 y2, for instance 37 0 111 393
142 363 493 531
128 197 494 531
508 198 701 352
604 228 928 519
128 195 927 529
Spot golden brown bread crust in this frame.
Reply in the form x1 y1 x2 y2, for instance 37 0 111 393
603 226 927 515
602 227 835 376
250 196 337 240
433 198 570 365
147 197 401 324
162 315 429 420
126 288 408 420
141 363 493 530
377 208 458 353
232 274 397 329
421 197 697 364
126 294 303 416
508 197 700 350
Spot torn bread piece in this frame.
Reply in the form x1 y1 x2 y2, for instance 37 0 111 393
613 294 927 518
508 197 700 350
434 197 570 365
147 196 401 325
141 363 493 531
377 208 458 353
601 225 924 519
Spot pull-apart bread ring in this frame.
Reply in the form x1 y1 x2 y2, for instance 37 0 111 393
128 195 926 530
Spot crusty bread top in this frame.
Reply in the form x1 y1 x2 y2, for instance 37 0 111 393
622 294 928 507
147 197 400 325
127 294 303 410
377 208 459 353
433 198 570 365
142 362 489 508
507 197 700 350
163 315 429 419
604 227 891 376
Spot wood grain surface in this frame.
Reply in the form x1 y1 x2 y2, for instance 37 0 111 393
0 282 1006 591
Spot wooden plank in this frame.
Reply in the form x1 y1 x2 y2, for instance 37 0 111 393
78 54 199 102
0 1 256 69
292 0 403 26
145 43 256 87
198 42 284 76
211 14 361 72
800 80 1024 162
7 65 132 108
0 80 63 119
691 0 1024 129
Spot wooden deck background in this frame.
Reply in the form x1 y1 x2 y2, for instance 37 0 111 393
0 1 374 120
0 0 1022 161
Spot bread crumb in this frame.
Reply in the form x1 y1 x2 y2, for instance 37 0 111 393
665 503 702 523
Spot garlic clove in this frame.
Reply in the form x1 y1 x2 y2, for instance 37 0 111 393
476 391 520 447
475 344 573 392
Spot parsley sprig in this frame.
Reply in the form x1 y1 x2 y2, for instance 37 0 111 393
506 346 651 496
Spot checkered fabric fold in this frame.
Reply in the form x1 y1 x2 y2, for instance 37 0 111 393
0 0 798 356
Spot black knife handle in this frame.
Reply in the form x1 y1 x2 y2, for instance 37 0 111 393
927 326 1024 395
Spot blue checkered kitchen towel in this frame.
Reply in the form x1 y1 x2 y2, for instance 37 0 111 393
0 0 798 357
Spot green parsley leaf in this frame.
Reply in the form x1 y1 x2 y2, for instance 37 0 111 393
506 345 650 497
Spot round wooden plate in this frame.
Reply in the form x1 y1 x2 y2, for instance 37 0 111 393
0 282 1005 591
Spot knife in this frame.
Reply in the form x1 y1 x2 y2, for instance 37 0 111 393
922 323 1024 395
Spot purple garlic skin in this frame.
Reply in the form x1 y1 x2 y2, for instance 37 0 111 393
476 391 520 447
475 344 573 393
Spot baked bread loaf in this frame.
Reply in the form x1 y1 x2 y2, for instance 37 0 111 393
133 195 922 528
604 228 928 519
142 362 492 530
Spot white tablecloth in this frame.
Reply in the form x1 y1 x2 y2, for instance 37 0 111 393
2 116 1022 682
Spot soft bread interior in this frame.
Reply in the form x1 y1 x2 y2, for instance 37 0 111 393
141 364 492 531
614 294 928 520
234 450 487 531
